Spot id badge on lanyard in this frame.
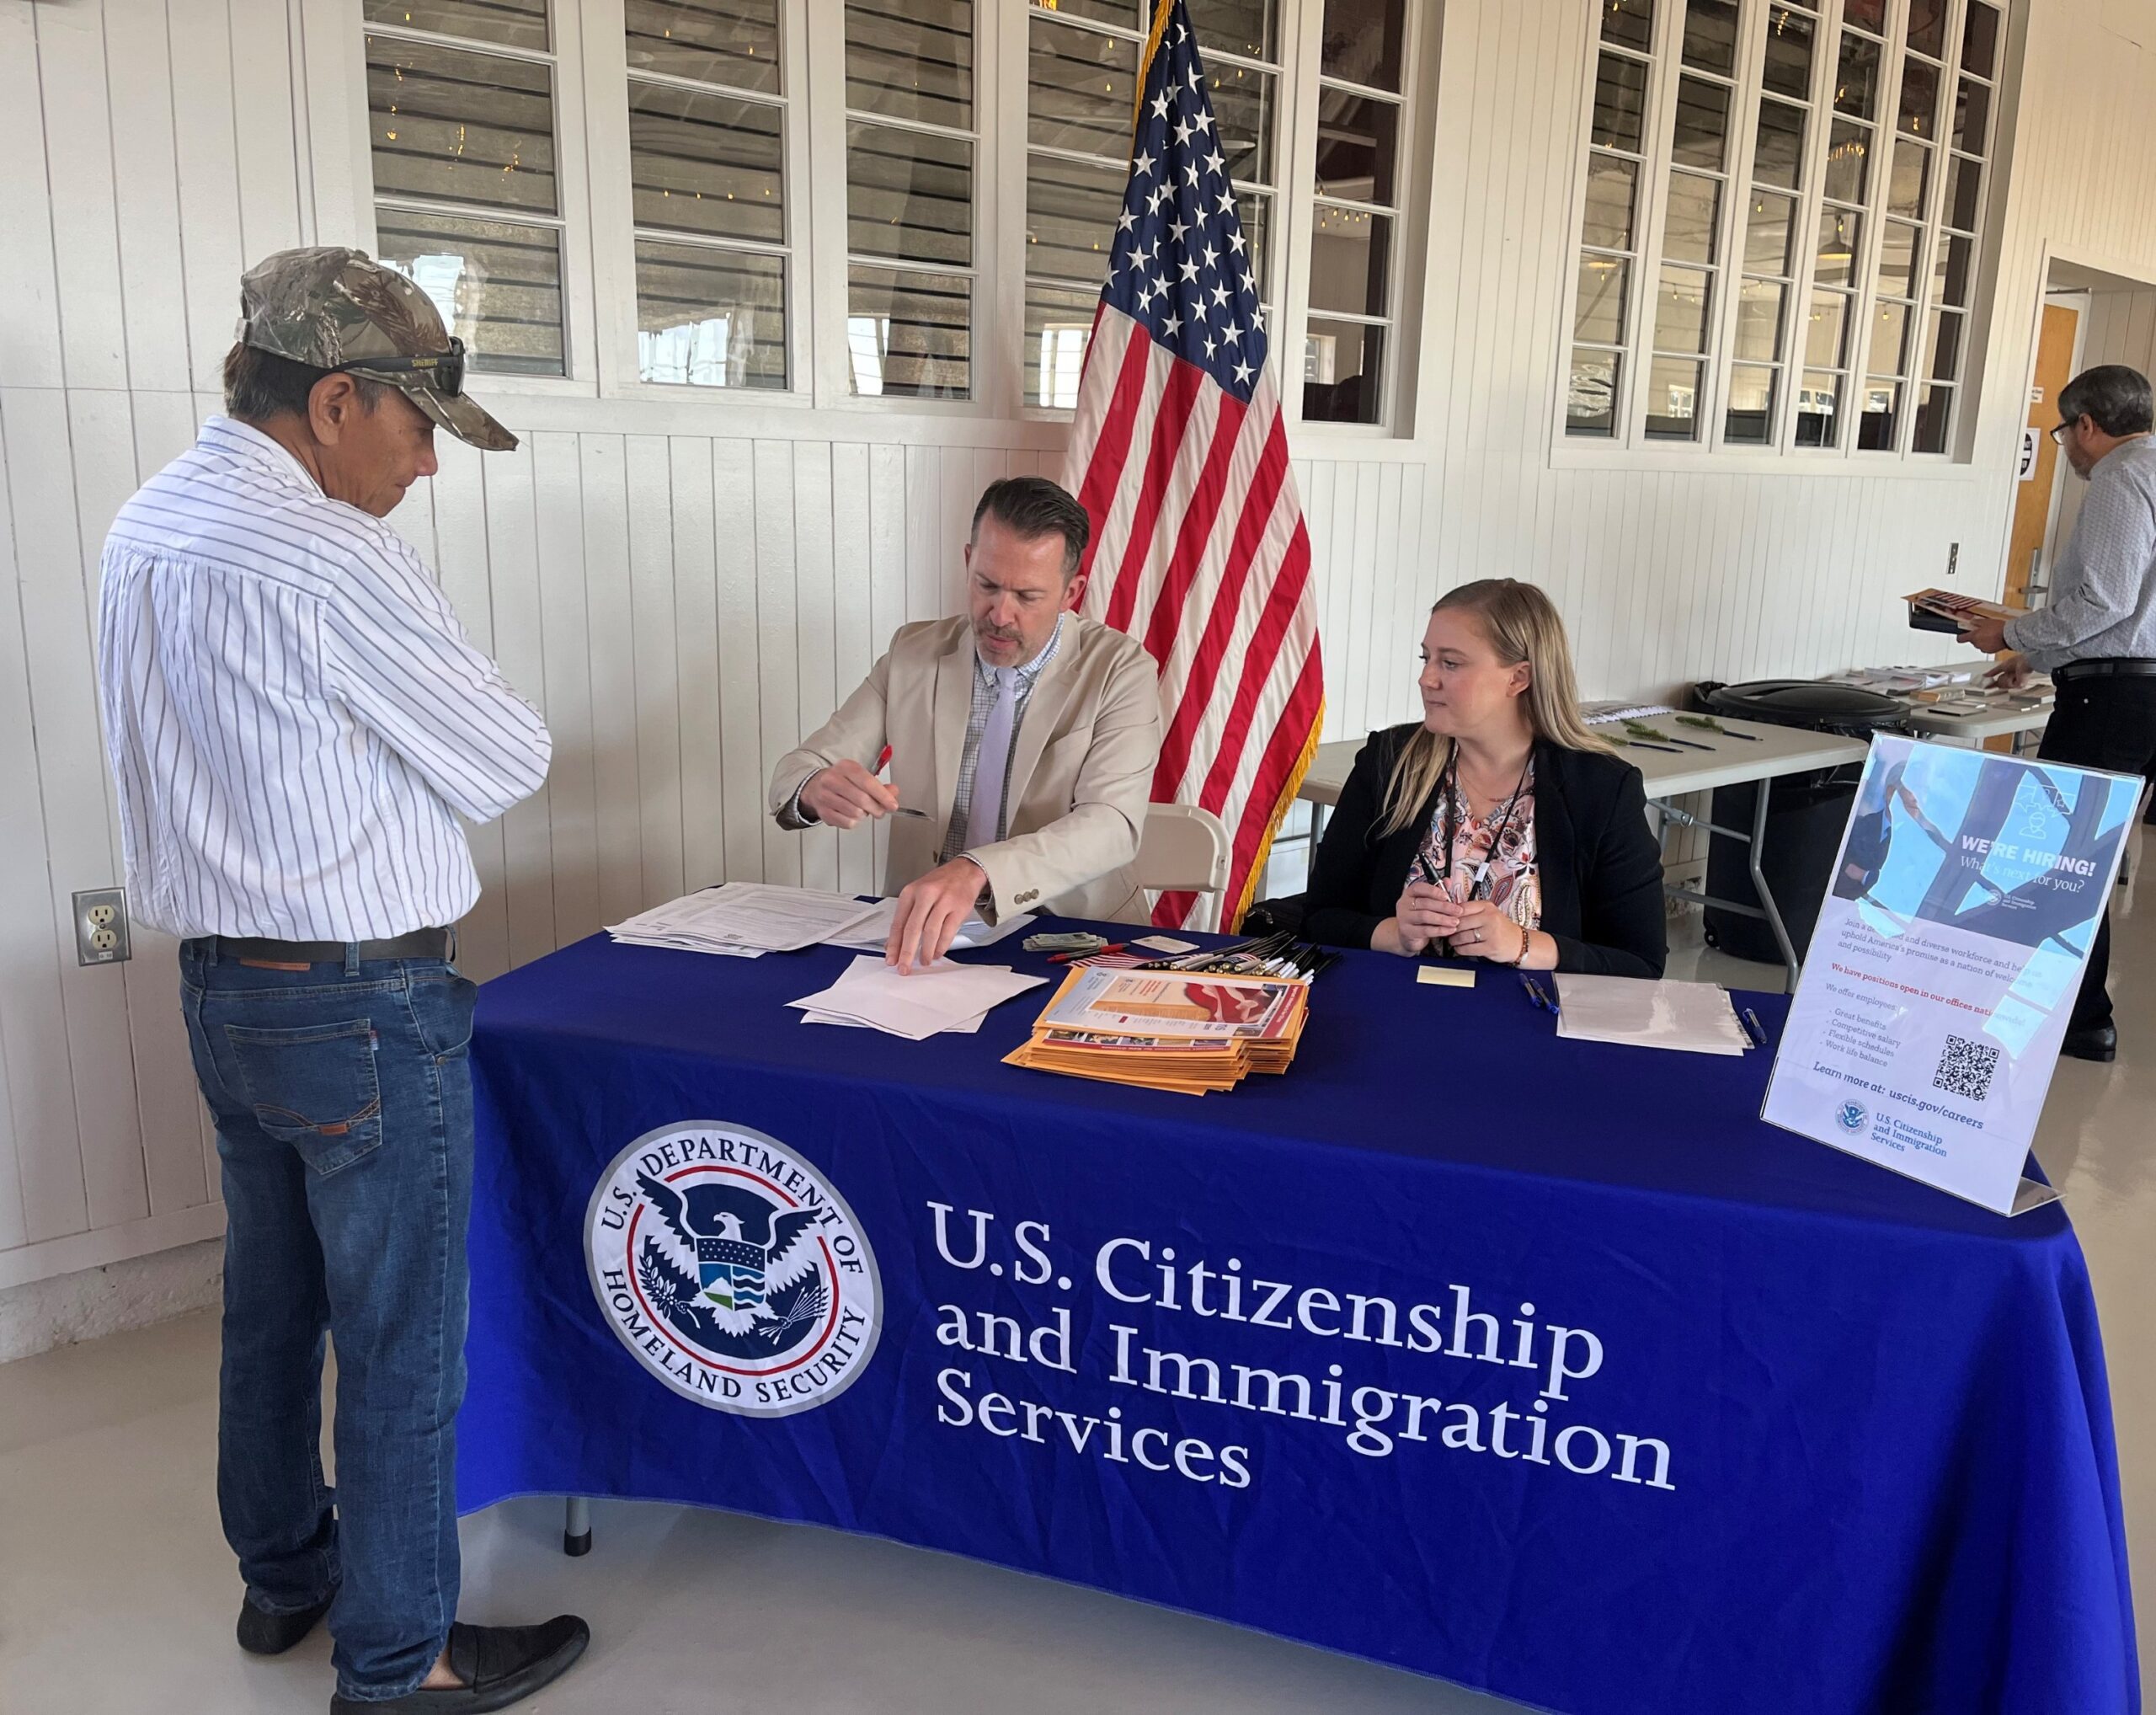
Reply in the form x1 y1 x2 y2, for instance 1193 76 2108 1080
1445 757 1525 902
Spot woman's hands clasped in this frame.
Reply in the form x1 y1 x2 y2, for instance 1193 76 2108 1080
1382 879 1525 963
1427 895 1527 963
1387 879 1452 956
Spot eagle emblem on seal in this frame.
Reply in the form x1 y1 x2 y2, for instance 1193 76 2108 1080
633 1173 828 1349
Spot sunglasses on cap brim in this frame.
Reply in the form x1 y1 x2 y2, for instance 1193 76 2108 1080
344 337 467 398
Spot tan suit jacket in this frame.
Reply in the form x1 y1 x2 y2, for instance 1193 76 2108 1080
767 614 1163 924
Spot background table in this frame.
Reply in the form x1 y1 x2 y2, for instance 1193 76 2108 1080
1298 717 1870 986
459 927 2137 1715
1896 683 2053 745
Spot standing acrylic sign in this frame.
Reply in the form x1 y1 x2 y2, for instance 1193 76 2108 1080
1763 735 2139 1215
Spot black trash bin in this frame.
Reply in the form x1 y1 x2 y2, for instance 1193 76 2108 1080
1690 680 1903 965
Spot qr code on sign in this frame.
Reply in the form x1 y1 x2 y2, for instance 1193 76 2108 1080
1933 1034 2001 1103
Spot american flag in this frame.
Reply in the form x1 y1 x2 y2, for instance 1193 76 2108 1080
1063 0 1324 932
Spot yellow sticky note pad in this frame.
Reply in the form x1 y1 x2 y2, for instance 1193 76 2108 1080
1417 966 1476 987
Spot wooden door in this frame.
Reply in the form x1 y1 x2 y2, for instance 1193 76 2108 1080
2004 302 2082 608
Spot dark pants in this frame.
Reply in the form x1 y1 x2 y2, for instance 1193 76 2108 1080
179 938 478 1703
2036 673 2156 1034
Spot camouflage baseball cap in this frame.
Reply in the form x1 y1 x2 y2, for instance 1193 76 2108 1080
236 246 517 452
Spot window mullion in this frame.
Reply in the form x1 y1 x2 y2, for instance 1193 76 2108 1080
360 20 558 69
1276 0 1325 430
1909 0 1973 453
1622 4 1686 449
1707 0 1774 452
1845 1 1908 454
1385 0 1435 437
803 0 851 409
579 0 638 395
1784 0 1844 453
972 0 1011 417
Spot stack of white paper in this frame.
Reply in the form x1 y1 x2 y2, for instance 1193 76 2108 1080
1552 974 1753 1055
824 899 1038 954
608 884 885 957
789 956 1047 1040
1581 700 1678 725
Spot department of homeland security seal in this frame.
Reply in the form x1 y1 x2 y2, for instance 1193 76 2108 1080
585 1122 881 1416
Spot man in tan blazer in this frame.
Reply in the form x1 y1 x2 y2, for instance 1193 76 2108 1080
769 477 1162 971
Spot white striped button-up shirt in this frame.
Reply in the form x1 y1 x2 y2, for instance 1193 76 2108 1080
2004 435 2156 671
97 416 552 941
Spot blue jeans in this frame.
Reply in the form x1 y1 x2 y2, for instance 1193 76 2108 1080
180 939 478 1702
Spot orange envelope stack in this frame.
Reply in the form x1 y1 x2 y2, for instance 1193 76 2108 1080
1004 969 1310 1094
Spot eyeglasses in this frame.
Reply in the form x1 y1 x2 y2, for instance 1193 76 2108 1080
2048 420 2073 445
346 337 467 398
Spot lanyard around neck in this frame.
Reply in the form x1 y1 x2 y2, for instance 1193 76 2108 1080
1441 747 1532 900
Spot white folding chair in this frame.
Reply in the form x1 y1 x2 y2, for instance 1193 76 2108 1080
1136 802 1232 925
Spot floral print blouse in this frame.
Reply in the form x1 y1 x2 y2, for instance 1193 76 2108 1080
1413 760 1542 931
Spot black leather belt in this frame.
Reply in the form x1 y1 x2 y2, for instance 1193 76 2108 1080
2055 659 2156 683
202 927 453 966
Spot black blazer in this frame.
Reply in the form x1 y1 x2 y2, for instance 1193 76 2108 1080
1304 726 1668 978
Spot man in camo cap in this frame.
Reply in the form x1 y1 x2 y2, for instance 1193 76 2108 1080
96 247 589 1712
237 243 520 452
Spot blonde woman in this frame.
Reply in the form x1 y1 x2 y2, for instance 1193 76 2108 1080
1304 580 1667 977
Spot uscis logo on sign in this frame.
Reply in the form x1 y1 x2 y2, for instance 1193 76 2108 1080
585 1122 881 1416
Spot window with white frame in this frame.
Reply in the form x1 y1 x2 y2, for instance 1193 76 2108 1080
843 1 976 398
1302 0 1412 426
363 0 569 375
624 2 792 391
1564 0 2005 456
353 0 1432 417
1022 1 1282 412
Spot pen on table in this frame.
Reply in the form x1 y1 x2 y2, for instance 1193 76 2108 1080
1049 943 1125 964
1623 720 1714 751
1625 738 1683 753
1676 713 1760 741
1742 1007 1769 1048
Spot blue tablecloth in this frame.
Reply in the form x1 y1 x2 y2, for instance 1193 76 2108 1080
460 925 2138 1715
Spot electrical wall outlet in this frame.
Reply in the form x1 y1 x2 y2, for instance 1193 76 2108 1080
73 888 131 966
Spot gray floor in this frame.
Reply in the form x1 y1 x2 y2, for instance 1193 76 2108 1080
2 882 2150 1714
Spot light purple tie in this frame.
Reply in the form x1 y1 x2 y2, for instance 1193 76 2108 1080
965 666 1019 852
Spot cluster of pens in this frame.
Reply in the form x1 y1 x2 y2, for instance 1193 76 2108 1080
1518 973 1560 1016
1133 927 1340 980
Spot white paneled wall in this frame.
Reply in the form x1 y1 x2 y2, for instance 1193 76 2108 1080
4 0 2156 1289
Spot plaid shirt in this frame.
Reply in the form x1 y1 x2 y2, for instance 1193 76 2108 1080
940 616 1066 863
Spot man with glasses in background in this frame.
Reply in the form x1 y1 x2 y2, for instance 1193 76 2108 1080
1961 363 2156 1062
97 248 589 1712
